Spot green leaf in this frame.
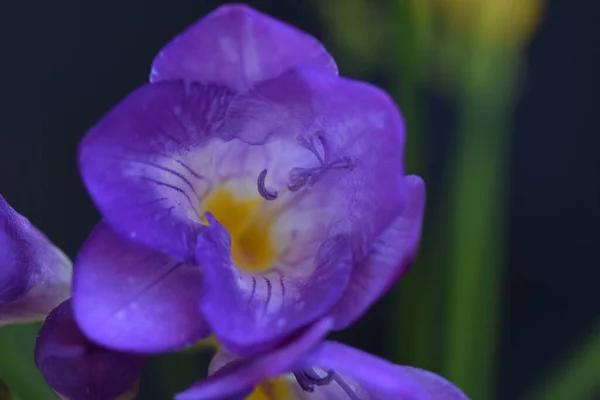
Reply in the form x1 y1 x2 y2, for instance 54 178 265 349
522 320 600 400
0 324 57 400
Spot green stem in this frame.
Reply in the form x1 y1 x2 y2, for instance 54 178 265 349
522 321 600 400
391 0 442 372
394 80 439 371
442 48 517 399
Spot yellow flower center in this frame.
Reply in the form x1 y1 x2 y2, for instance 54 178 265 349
246 378 296 400
202 186 278 273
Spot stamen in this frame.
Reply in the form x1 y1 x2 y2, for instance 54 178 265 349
327 156 355 171
289 131 355 192
287 167 314 192
304 368 335 385
293 372 316 392
257 169 278 200
332 371 362 400
293 368 335 393
297 134 325 166
315 131 330 164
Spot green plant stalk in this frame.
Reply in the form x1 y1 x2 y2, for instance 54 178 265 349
0 324 57 400
394 79 440 371
394 86 441 371
390 0 443 372
442 47 517 399
522 320 600 400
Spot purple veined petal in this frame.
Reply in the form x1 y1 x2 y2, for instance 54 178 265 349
328 175 426 329
195 213 352 355
302 341 469 400
223 67 408 261
150 4 338 90
72 223 210 353
35 299 145 400
0 194 71 326
175 318 332 400
78 81 234 262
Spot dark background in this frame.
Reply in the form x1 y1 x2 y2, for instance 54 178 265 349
1 1 599 399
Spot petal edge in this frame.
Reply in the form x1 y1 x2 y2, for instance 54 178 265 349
150 4 338 89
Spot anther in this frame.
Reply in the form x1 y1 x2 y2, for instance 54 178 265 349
304 369 335 385
293 372 316 392
257 169 278 200
289 131 355 192
293 369 335 393
287 167 313 192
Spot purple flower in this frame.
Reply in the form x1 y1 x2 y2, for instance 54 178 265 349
74 4 425 353
0 194 71 325
35 299 145 400
176 318 468 400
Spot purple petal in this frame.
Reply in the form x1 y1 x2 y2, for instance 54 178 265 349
78 81 234 262
329 175 426 329
303 341 469 400
176 318 332 400
0 194 71 326
35 299 145 400
72 223 210 353
196 213 351 354
150 4 337 90
224 67 408 259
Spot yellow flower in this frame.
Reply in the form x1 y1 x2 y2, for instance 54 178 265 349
435 0 545 47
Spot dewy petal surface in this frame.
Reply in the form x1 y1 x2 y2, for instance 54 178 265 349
176 318 332 400
35 299 145 400
0 194 71 326
196 214 351 354
79 81 234 262
150 4 337 90
72 223 209 353
329 175 426 329
304 342 469 400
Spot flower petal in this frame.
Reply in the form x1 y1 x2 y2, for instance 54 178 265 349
303 341 469 400
176 318 332 400
329 175 426 329
0 194 71 326
196 213 351 355
72 223 210 353
78 81 234 262
150 4 337 90
35 299 145 400
223 67 408 260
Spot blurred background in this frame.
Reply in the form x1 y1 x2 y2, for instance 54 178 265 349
0 0 599 399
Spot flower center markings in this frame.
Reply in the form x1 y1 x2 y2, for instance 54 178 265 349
201 132 354 274
202 187 278 273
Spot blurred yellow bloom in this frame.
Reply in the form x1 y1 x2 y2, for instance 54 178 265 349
434 0 545 47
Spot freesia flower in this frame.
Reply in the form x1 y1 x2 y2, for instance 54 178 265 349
35 299 145 400
177 318 468 400
74 4 425 354
0 194 71 325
